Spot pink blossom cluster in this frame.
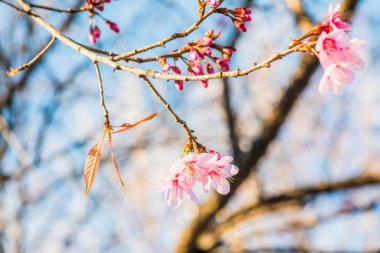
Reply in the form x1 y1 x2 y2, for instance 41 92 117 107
86 0 120 44
160 30 236 90
216 7 252 32
315 4 366 95
159 151 239 208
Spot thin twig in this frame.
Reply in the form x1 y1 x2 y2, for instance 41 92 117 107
112 1 225 61
140 76 195 140
29 3 87 13
7 37 56 76
0 0 34 15
94 61 110 127
0 115 34 169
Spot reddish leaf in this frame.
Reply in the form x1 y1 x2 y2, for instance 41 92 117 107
107 137 126 189
83 135 104 195
113 112 158 134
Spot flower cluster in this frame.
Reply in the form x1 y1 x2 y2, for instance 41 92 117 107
216 7 252 32
314 4 366 95
159 149 239 208
86 0 120 44
160 30 236 90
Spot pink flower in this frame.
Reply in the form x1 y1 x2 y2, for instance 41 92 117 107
201 153 239 195
206 0 218 8
319 4 350 33
158 174 196 208
319 63 354 95
316 29 366 94
316 30 366 69
169 154 210 189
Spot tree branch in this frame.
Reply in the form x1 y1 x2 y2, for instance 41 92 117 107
7 37 56 76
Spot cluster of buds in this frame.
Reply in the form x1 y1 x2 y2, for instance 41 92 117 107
291 4 366 95
160 30 236 90
158 140 239 208
216 7 252 32
86 0 120 44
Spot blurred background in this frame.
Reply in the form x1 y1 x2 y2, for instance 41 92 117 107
1 0 380 252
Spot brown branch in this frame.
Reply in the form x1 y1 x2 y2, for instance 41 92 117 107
284 0 314 32
202 170 380 248
140 76 195 140
94 61 110 127
29 3 87 13
0 0 34 15
7 37 56 76
112 1 225 61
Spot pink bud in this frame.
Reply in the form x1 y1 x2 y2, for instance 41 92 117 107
201 80 209 88
171 66 181 75
189 61 204 75
106 20 120 33
95 3 104 11
233 20 247 32
199 37 213 46
205 62 215 74
175 80 184 90
216 58 230 71
163 63 171 74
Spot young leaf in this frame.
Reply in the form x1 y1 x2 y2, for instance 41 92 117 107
107 137 126 189
83 134 105 195
113 112 158 134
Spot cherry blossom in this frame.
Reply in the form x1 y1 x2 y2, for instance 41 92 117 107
316 29 366 95
318 4 351 33
158 174 196 209
200 152 239 195
160 150 239 208
169 154 210 189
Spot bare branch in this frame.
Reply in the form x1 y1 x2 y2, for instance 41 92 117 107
94 61 110 127
7 37 56 76
140 76 195 140
203 170 380 248
29 3 87 13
